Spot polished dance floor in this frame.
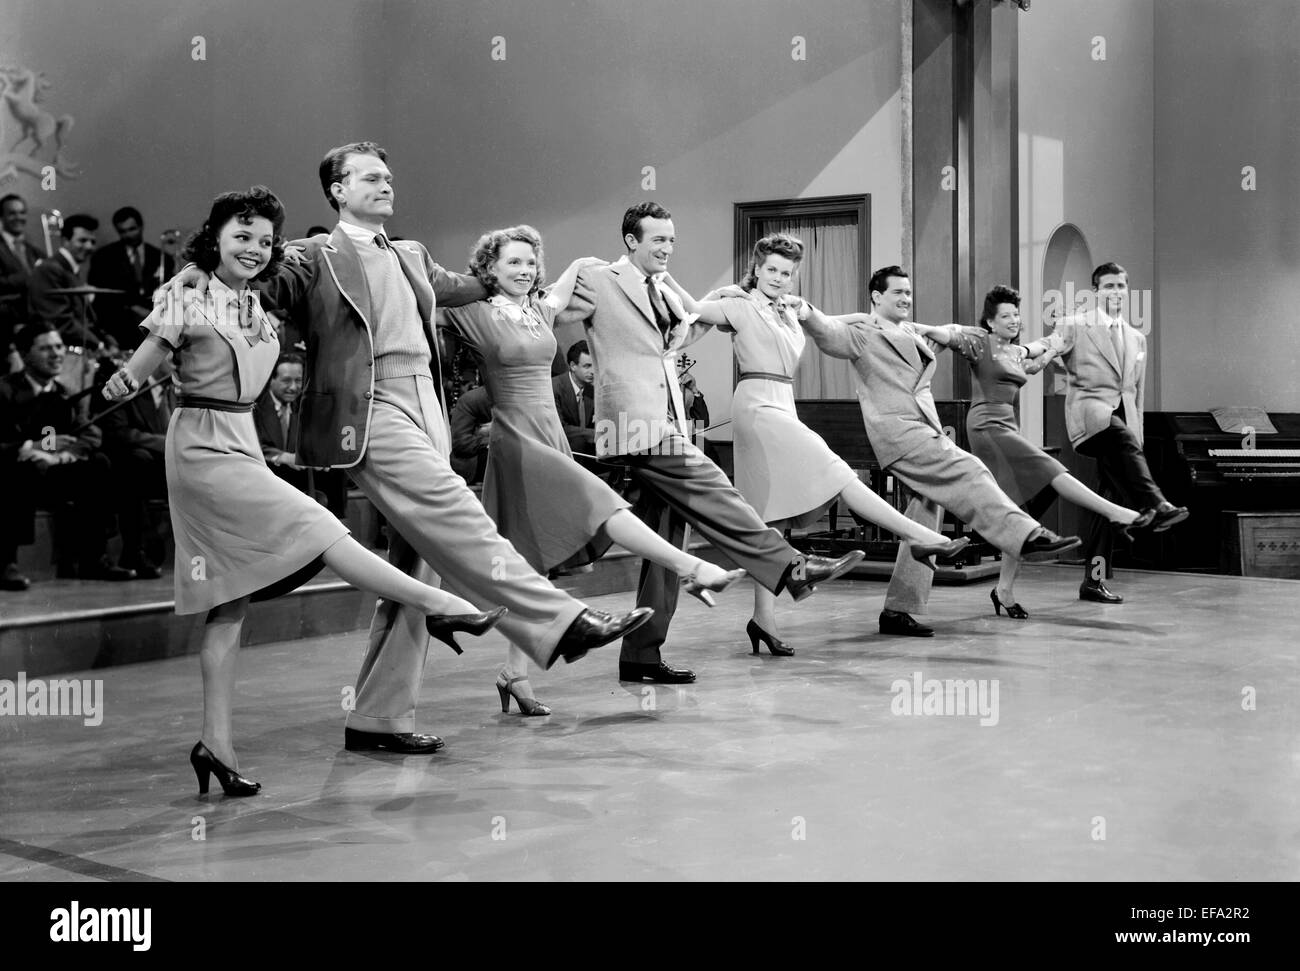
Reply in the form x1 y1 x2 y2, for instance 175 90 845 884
1 565 1296 882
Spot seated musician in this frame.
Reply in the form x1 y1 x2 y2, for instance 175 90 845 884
0 324 136 589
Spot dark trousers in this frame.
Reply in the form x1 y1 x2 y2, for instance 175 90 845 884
0 453 114 569
112 446 168 566
613 433 796 664
1073 407 1165 579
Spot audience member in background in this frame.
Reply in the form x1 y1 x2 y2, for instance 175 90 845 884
552 338 595 457
89 206 176 350
254 351 347 518
449 382 492 485
100 352 178 580
0 324 136 589
676 352 721 465
29 214 115 352
1 193 43 369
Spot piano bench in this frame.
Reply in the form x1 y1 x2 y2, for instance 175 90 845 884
1222 511 1300 579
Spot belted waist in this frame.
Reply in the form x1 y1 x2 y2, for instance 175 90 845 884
178 396 254 413
737 371 794 384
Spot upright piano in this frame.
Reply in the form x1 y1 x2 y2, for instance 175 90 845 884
1138 412 1300 574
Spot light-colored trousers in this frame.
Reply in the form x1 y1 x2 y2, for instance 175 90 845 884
345 374 587 733
883 435 1038 615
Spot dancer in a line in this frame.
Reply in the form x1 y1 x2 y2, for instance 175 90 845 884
105 187 507 797
662 233 969 655
556 202 865 685
955 284 1154 617
1041 262 1188 604
797 265 1083 637
164 142 651 757
443 225 745 714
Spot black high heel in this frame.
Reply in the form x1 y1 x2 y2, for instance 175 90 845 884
746 619 794 656
909 536 971 572
989 588 1028 620
190 741 261 797
425 606 508 654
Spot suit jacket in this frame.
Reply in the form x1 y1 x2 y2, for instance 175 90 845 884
28 252 97 340
0 235 44 336
252 390 299 465
551 372 595 453
556 256 703 456
805 313 960 469
1045 310 1147 447
0 370 101 463
258 226 486 469
100 381 173 455
89 241 175 345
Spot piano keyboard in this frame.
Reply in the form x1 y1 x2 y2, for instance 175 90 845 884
1208 448 1300 458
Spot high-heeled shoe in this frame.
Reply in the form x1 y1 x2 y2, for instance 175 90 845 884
425 606 508 654
495 670 552 717
909 536 971 572
746 619 794 656
681 561 747 608
190 741 261 797
989 588 1028 620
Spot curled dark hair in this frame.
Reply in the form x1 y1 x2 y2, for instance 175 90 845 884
621 201 671 247
868 265 909 305
741 233 804 290
181 186 286 283
467 225 545 296
980 284 1021 333
566 339 590 366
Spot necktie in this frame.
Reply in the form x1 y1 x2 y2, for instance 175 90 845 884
577 390 588 428
128 247 142 286
1110 321 1126 372
374 234 390 250
280 403 292 444
645 275 672 339
11 239 28 273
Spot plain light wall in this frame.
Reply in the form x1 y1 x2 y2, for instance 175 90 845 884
1018 0 1156 443
1153 0 1300 413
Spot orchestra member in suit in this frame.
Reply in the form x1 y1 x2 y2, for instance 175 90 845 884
555 202 865 684
1 193 44 365
254 351 347 518
28 214 114 352
166 143 651 754
797 266 1081 637
89 207 176 349
1042 262 1188 604
1 324 136 589
100 352 178 580
449 382 492 485
553 338 596 456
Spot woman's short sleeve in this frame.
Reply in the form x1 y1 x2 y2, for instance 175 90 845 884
138 290 190 350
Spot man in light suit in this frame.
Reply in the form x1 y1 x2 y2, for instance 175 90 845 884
1045 261 1187 603
799 266 1081 636
556 202 863 683
173 142 650 754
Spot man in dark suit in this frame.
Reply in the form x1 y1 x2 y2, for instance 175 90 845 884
556 201 864 684
449 382 492 485
99 352 174 579
1 193 44 366
552 338 596 455
28 214 114 351
0 324 135 589
89 207 176 349
253 351 348 518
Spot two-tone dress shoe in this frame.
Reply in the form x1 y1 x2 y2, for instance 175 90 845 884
781 551 867 601
1019 528 1081 562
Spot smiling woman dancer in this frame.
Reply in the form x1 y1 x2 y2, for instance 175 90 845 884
441 225 745 716
955 284 1152 618
104 187 505 796
660 233 969 655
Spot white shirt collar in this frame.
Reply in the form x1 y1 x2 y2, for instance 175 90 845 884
337 219 388 248
25 371 57 395
58 246 79 272
2 229 24 250
616 255 659 284
569 374 585 398
1098 305 1126 328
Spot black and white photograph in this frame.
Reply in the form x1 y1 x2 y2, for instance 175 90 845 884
0 0 1293 932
